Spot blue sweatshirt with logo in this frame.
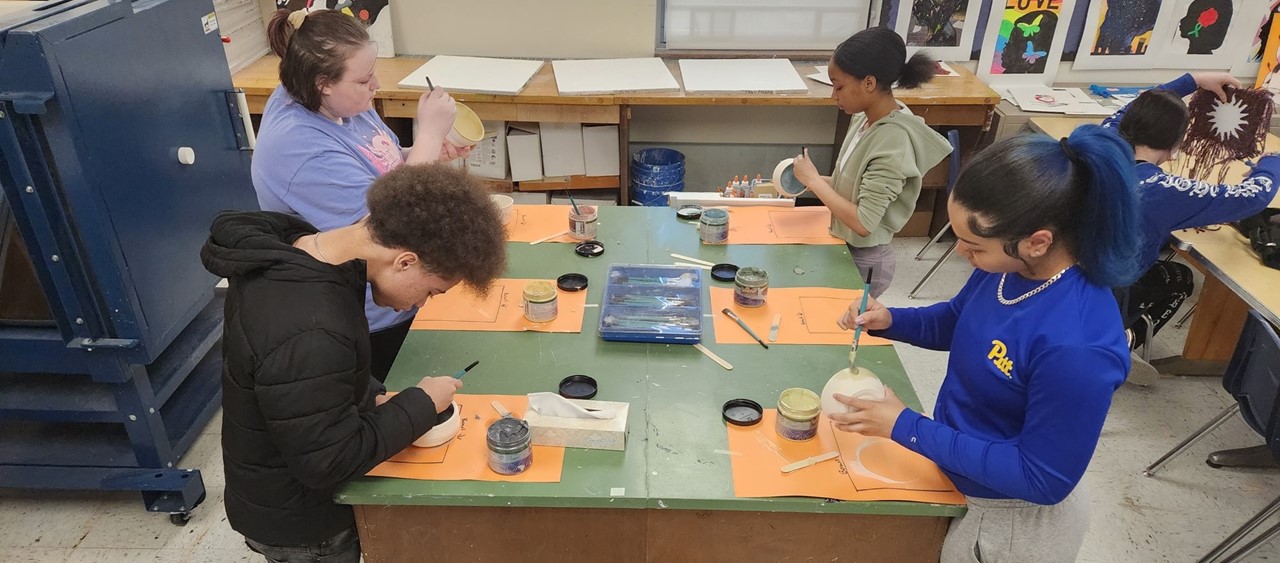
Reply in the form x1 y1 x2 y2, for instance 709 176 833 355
1102 73 1280 269
878 268 1128 505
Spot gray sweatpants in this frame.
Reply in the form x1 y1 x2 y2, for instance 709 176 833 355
847 243 896 298
941 487 1090 563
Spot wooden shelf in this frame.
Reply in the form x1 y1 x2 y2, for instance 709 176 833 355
516 175 620 192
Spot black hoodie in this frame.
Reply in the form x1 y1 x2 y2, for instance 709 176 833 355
201 211 436 546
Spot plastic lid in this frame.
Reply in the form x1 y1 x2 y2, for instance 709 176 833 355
722 398 763 426
558 374 598 399
778 388 821 419
523 281 557 303
557 273 589 292
574 240 605 257
676 205 703 220
710 263 740 283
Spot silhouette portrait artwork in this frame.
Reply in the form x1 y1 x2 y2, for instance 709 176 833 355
1177 0 1234 55
999 10 1059 74
908 0 970 47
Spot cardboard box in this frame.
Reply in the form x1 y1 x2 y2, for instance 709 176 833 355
507 122 543 182
582 125 620 177
525 399 629 451
467 120 507 180
539 122 586 177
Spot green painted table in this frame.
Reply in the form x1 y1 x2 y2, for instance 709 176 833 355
338 207 964 562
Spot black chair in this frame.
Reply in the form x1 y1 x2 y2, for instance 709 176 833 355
908 129 963 299
1141 310 1280 562
1114 285 1156 365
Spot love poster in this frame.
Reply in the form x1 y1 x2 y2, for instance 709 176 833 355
977 0 1077 85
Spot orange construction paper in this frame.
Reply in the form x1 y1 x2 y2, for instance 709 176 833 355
710 287 891 346
726 411 963 505
411 278 587 333
717 207 843 245
367 394 565 483
506 204 578 243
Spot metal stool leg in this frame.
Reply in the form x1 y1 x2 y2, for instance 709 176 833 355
1141 314 1154 363
914 222 952 261
1215 520 1280 563
908 240 957 300
1143 403 1241 477
1174 303 1198 329
1199 495 1280 563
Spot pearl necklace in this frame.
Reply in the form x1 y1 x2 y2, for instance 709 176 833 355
997 265 1075 306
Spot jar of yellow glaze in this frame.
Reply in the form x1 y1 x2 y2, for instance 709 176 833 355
776 387 821 441
523 281 558 323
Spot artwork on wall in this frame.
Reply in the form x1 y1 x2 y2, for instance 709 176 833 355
977 0 1078 86
1231 1 1280 77
893 0 986 60
277 0 396 58
1074 0 1164 69
1254 13 1280 94
1146 0 1268 69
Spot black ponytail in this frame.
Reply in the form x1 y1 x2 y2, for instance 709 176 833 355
832 27 936 91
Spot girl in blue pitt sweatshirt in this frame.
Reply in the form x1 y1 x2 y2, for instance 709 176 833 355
1101 72 1279 384
833 126 1143 563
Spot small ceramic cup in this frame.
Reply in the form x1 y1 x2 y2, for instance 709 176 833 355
445 103 485 148
490 194 515 226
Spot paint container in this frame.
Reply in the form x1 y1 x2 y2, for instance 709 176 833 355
776 388 820 441
733 267 769 308
487 417 533 475
568 205 599 241
490 194 514 226
699 208 729 244
523 281 558 323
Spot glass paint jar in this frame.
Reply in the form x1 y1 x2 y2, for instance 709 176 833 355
776 387 821 441
698 208 729 244
523 281 558 323
568 205 598 241
733 267 768 308
487 417 533 475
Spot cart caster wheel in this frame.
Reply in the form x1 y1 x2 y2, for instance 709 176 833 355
170 512 192 526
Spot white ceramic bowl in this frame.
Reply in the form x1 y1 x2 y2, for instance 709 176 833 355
772 158 807 197
413 401 461 448
490 194 515 226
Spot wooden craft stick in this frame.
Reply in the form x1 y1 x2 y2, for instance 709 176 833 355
693 343 733 370
780 451 840 474
673 261 713 271
768 314 781 342
529 229 571 245
670 253 716 267
491 400 512 418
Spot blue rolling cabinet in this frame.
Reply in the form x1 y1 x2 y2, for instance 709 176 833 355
0 0 255 522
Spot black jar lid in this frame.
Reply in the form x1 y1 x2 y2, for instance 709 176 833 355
558 374 599 400
722 398 763 426
574 240 605 257
676 205 703 220
710 263 740 282
556 273 589 292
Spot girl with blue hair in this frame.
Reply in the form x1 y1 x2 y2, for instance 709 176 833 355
832 125 1143 562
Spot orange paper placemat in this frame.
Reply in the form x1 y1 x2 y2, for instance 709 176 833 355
507 204 576 243
411 278 587 333
710 287 891 346
718 207 843 245
726 410 963 504
368 394 565 483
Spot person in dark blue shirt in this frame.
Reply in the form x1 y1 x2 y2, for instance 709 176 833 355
833 126 1143 562
1100 72 1279 384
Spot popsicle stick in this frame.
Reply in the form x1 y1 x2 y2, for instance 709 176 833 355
491 400 512 418
529 230 570 245
693 343 733 370
768 313 781 342
780 451 840 473
670 253 716 267
673 261 713 271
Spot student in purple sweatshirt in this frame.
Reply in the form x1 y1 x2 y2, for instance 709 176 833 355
833 126 1143 562
1102 72 1279 384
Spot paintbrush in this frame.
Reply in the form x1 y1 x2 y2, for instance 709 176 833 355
849 267 874 369
567 191 582 215
722 308 768 349
452 360 479 379
425 75 434 91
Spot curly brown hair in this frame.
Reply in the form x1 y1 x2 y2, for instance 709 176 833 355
366 165 507 294
266 9 369 113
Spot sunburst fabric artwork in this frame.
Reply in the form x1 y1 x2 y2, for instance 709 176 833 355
1180 88 1275 182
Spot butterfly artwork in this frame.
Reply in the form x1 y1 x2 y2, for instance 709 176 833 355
1017 14 1045 37
1022 41 1049 64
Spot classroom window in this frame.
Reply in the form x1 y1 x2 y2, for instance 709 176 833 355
661 0 873 50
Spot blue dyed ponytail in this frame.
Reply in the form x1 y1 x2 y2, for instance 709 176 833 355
952 124 1143 287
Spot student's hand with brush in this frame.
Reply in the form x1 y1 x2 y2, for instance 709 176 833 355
837 296 892 331
416 376 463 413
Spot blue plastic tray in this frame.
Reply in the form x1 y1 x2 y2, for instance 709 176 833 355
599 264 703 344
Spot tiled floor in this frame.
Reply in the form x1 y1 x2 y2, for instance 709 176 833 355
1 237 1277 562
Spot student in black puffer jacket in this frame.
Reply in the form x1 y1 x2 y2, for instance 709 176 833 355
200 163 507 562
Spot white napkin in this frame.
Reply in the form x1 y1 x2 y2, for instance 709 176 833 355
527 392 614 419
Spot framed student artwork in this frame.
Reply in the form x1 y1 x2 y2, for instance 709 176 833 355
1073 0 1165 69
277 0 396 58
1254 14 1280 94
1145 0 1269 69
1231 1 1280 77
977 0 1078 86
893 0 987 61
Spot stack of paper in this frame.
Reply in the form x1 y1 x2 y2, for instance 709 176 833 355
1007 86 1113 116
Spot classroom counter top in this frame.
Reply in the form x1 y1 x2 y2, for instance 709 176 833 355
232 55 1000 108
334 206 964 519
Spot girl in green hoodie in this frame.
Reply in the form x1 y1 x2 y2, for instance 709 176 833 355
792 27 954 297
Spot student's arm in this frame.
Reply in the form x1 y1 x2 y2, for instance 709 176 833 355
890 346 1125 504
1101 73 1196 129
255 329 438 490
869 270 980 351
805 128 913 237
1149 155 1280 231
